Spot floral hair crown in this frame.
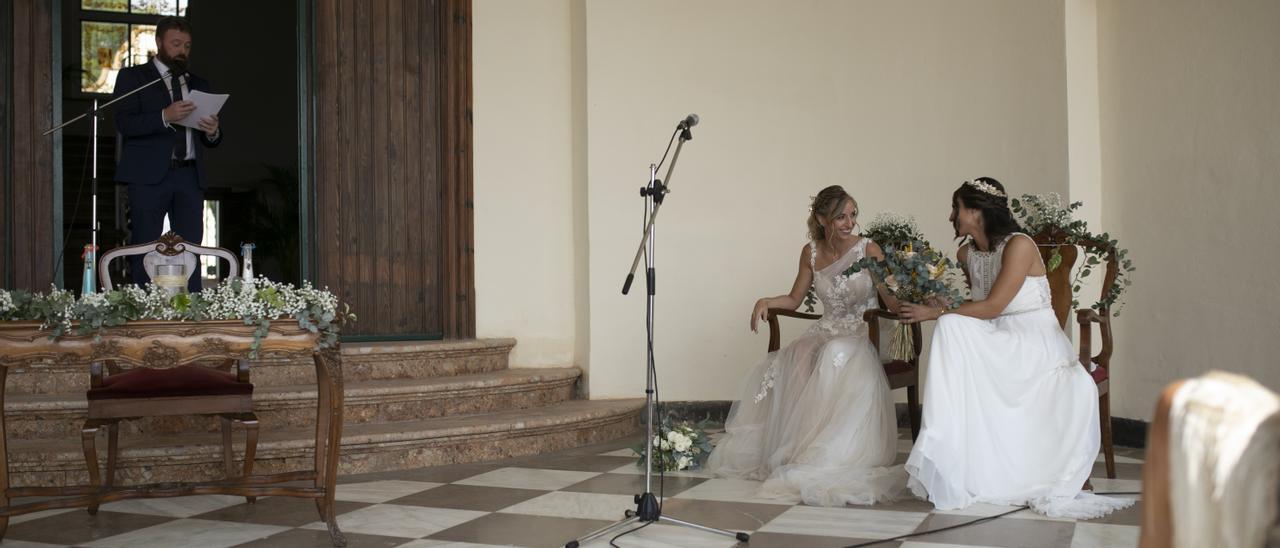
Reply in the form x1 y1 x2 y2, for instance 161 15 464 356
964 179 1006 198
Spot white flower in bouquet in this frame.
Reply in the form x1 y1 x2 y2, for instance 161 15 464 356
670 433 692 453
633 420 713 472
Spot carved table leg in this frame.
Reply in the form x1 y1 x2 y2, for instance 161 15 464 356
0 367 9 539
312 353 331 522
314 349 346 547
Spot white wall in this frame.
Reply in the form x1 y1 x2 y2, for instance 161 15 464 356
1097 0 1280 419
473 1 1280 415
474 0 1072 395
582 1 1069 399
473 0 581 367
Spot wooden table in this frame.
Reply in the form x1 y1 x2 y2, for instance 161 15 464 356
0 320 347 546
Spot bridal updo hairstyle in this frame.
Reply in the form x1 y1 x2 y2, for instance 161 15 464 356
952 176 1021 249
807 185 858 242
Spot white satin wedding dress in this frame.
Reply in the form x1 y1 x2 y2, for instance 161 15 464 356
905 233 1133 518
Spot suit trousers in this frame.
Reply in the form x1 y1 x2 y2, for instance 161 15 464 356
127 164 204 292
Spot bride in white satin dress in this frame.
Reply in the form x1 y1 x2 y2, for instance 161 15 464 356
897 177 1133 518
706 185 906 506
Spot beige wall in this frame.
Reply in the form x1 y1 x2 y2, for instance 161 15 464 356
580 0 1068 399
474 0 1071 395
1097 0 1280 419
474 1 1280 415
473 0 581 367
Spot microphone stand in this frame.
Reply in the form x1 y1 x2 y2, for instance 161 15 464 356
565 122 750 547
43 69 184 293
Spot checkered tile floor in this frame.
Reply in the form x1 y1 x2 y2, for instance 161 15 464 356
0 431 1144 547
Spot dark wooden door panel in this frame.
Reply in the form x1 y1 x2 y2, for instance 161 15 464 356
313 0 471 338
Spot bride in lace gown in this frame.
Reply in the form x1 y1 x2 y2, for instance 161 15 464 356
897 177 1132 518
706 185 906 506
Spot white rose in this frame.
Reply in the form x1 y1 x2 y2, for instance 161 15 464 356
672 435 692 453
676 456 693 470
660 439 671 451
652 435 661 448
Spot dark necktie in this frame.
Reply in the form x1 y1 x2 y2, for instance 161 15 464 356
170 74 187 160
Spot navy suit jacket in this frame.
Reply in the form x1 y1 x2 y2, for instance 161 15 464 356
112 62 223 188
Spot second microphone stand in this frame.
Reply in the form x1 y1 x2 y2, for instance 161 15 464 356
565 123 750 547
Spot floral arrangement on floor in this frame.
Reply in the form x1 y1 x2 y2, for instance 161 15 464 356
803 213 925 313
845 239 967 360
0 278 355 356
632 418 714 472
1010 192 1135 314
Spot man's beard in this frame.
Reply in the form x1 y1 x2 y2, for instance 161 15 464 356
157 50 188 72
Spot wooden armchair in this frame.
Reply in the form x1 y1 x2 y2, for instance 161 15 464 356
1032 228 1119 478
84 232 257 512
766 303 923 440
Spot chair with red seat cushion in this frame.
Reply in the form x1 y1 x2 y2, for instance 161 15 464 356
1032 228 1121 479
766 302 923 440
83 233 258 513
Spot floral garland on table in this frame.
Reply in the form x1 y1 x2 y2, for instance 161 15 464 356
632 417 714 472
1010 193 1135 314
0 278 355 356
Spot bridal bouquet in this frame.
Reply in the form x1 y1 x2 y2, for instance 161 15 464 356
846 240 965 360
633 418 713 472
803 213 924 313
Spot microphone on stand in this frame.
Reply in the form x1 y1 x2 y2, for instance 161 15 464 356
677 113 698 141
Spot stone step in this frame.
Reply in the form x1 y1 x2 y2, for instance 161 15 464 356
7 398 645 487
3 367 581 440
3 338 517 395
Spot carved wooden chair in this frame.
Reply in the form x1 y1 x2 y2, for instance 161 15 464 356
85 231 257 512
766 301 923 440
1032 228 1118 478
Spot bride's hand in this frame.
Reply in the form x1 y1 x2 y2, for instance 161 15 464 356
750 299 770 333
898 303 941 324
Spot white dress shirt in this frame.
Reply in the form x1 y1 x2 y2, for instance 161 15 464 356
153 57 195 161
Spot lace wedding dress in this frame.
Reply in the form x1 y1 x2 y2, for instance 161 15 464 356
707 237 905 506
905 233 1133 518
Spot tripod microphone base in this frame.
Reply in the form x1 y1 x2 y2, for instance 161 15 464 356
563 491 750 547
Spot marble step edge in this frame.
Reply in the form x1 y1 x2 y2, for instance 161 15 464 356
5 398 646 471
337 338 517 362
3 366 581 415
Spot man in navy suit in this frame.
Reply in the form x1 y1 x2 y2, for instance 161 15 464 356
112 16 222 291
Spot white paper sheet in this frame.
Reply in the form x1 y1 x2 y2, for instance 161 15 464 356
173 90 229 130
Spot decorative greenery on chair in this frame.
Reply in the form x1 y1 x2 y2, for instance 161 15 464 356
1010 193 1135 314
0 279 355 356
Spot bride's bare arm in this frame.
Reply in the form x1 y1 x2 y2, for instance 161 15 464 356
865 240 901 313
750 244 815 332
901 236 1038 322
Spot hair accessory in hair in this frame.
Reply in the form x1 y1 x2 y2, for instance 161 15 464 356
964 179 1006 198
